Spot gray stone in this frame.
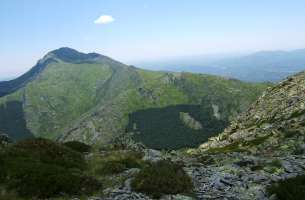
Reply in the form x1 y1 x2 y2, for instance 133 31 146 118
143 149 162 162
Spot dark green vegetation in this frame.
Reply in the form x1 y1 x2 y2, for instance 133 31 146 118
127 104 228 149
267 175 305 200
89 150 145 175
63 141 91 153
0 138 100 198
0 47 270 149
0 101 33 140
131 160 193 198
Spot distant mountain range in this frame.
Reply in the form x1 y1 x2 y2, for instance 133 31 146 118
137 49 305 82
0 47 269 149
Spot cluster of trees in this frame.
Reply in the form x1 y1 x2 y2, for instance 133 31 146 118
126 104 228 149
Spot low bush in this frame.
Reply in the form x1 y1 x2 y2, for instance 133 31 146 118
267 175 305 200
269 159 282 168
250 165 264 171
284 130 300 138
293 145 305 155
131 160 193 198
95 160 126 175
1 138 100 198
6 162 83 197
0 190 23 200
10 138 85 169
93 151 145 175
0 154 5 183
63 141 91 153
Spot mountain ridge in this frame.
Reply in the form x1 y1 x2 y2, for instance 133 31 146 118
138 48 305 82
0 48 270 149
0 47 111 98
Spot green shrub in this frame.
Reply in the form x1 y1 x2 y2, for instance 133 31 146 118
63 141 91 153
207 141 245 153
131 160 193 198
95 160 126 175
290 109 305 119
0 154 5 183
293 145 305 155
93 151 145 175
1 138 100 198
0 190 23 200
284 130 300 138
250 165 264 171
6 162 83 197
269 159 282 168
267 175 305 200
10 138 86 169
126 104 229 150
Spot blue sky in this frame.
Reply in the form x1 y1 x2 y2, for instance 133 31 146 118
1 0 305 78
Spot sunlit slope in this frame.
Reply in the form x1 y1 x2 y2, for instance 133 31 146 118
0 48 270 149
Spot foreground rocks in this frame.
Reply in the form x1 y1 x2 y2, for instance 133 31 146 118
66 150 304 200
184 153 305 200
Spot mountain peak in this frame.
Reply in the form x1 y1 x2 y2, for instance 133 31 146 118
48 47 102 63
0 48 107 98
51 47 80 54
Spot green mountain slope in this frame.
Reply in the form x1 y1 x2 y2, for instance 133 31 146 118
0 48 270 149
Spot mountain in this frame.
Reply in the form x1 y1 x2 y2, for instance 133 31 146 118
0 48 270 149
139 49 305 82
0 48 103 97
200 70 305 155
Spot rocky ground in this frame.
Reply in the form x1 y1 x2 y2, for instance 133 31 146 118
65 147 304 200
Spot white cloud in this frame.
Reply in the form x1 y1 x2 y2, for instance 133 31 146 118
94 15 114 25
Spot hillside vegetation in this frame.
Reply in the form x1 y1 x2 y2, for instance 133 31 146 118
0 48 270 149
200 70 305 155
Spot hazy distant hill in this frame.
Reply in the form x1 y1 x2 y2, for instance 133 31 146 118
138 49 305 82
0 48 269 149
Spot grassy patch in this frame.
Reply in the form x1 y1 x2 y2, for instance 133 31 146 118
89 150 145 176
289 109 305 119
243 135 270 146
207 141 245 153
207 135 270 153
284 129 301 138
131 160 193 198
